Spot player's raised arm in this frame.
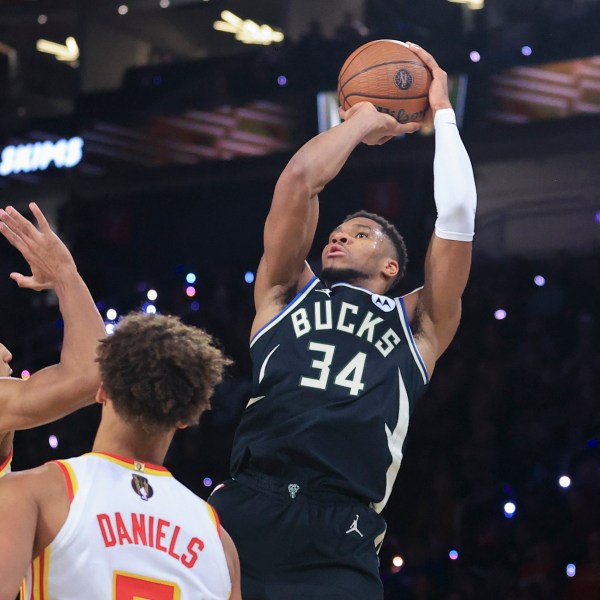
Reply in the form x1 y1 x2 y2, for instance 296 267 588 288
405 43 477 374
254 102 420 325
0 203 105 431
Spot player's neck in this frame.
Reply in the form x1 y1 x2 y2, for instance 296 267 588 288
92 418 174 467
321 268 389 295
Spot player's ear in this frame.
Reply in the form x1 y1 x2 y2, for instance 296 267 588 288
383 258 399 281
96 383 108 405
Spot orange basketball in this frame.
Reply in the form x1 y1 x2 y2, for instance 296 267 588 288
338 40 432 124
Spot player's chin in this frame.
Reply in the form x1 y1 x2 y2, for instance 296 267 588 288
322 256 347 268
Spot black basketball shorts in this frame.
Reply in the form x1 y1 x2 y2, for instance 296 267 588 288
208 471 387 600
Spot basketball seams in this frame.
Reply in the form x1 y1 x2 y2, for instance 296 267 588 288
345 92 429 101
338 40 381 82
337 39 431 123
339 61 430 95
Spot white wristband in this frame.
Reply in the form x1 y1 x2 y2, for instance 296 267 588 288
433 108 477 242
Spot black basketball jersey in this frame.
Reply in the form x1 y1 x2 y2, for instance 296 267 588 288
230 276 429 512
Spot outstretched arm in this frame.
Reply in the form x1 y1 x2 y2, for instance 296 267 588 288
405 44 477 374
0 203 105 432
253 103 420 332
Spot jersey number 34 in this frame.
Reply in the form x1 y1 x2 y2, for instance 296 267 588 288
300 342 366 396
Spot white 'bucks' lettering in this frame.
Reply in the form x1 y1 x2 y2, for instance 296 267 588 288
290 301 401 357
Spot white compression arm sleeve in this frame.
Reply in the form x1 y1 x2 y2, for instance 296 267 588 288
433 108 477 242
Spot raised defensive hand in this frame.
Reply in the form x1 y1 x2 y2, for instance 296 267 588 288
0 202 76 291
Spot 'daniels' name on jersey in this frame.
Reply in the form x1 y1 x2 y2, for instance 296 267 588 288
97 511 205 569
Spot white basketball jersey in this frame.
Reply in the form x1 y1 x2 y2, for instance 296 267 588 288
21 452 232 600
0 448 11 477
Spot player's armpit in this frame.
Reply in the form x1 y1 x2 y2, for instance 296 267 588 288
413 235 471 371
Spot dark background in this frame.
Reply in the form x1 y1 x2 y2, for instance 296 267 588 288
1 1 600 598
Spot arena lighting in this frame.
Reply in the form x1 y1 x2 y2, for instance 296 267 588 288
36 36 79 62
105 323 116 335
203 477 213 487
159 0 170 7
21 370 31 380
106 308 118 321
392 556 404 568
244 271 255 284
504 501 516 518
534 275 546 287
190 301 200 312
0 136 83 176
143 303 157 314
185 272 197 284
48 435 58 449
449 550 459 560
566 564 576 577
559 475 571 488
147 289 158 301
469 51 481 63
494 309 507 320
521 45 533 56
37 14 47 25
118 5 129 15
185 286 196 297
213 10 284 45
448 0 485 8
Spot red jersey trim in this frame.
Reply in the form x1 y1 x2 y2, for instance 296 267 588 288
207 504 222 539
87 452 172 476
0 448 12 477
51 460 78 503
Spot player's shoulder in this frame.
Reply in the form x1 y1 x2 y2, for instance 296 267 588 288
0 461 67 502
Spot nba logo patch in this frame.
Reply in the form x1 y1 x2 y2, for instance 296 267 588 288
131 474 154 501
372 294 395 312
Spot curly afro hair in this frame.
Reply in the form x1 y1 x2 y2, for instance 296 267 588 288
96 312 231 435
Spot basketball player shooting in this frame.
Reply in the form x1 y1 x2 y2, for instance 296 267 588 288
209 42 477 599
0 313 242 600
0 203 105 478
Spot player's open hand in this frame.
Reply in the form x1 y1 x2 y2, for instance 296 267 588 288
405 42 452 125
0 202 77 291
339 101 421 145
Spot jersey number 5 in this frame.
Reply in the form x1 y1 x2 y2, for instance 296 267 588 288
114 571 181 600
300 342 366 396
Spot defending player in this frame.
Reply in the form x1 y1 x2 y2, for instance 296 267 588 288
209 43 477 599
0 312 242 600
0 203 105 476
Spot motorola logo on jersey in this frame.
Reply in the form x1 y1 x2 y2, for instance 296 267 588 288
131 474 154 501
371 295 395 313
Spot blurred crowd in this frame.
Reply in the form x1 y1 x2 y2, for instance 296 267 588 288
3 206 599 598
0 1 598 598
